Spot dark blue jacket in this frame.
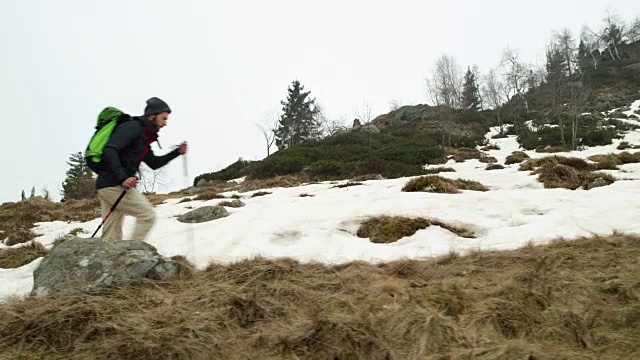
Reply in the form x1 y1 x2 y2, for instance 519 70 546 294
94 116 181 189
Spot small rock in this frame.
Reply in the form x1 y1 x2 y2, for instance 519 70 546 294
227 199 245 207
239 184 260 193
586 177 609 190
177 205 229 223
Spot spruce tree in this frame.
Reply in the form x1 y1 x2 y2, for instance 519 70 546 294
61 152 96 200
275 80 320 150
546 46 566 82
577 39 590 72
461 67 481 110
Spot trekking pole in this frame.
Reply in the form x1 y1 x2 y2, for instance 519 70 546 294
181 142 196 264
182 141 189 189
90 188 128 238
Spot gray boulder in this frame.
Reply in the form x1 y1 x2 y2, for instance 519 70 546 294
177 205 229 223
608 110 628 119
619 106 632 112
224 199 245 208
592 93 627 112
586 177 610 190
31 237 183 297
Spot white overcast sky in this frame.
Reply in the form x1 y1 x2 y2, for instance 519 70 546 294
0 0 638 203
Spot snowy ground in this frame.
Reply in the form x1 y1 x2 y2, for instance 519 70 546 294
2 100 640 302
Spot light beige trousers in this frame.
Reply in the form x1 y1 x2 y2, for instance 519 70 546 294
96 186 157 241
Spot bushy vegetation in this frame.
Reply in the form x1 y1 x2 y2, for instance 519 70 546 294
239 131 445 181
194 158 256 184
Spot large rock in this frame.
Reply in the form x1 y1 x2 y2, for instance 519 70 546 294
608 110 628 119
31 237 182 296
177 205 229 223
592 93 628 112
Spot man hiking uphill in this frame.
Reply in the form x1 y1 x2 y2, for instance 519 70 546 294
91 97 187 241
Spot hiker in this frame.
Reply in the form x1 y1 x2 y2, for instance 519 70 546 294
94 97 187 241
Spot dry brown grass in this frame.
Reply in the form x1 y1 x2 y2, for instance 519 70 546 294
616 141 640 150
0 197 99 246
218 200 244 208
505 151 530 165
242 174 313 192
402 176 489 193
536 165 615 190
479 155 498 163
480 143 500 151
486 164 505 170
588 151 640 169
424 166 456 174
519 156 597 172
332 181 363 189
519 156 616 190
251 191 272 198
299 193 315 197
350 174 382 181
0 233 637 359
357 215 475 243
535 145 570 153
193 190 228 201
0 241 48 269
452 147 483 163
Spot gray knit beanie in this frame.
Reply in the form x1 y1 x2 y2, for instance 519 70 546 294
144 97 171 116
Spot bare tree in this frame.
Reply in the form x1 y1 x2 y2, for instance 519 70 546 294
581 25 602 70
256 108 279 157
388 98 403 111
499 46 531 130
425 53 463 109
316 102 347 137
482 69 510 134
602 8 625 60
138 163 170 194
500 46 529 99
626 16 640 42
566 78 592 150
353 98 373 123
353 98 375 148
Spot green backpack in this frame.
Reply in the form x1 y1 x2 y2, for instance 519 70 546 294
84 106 131 170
